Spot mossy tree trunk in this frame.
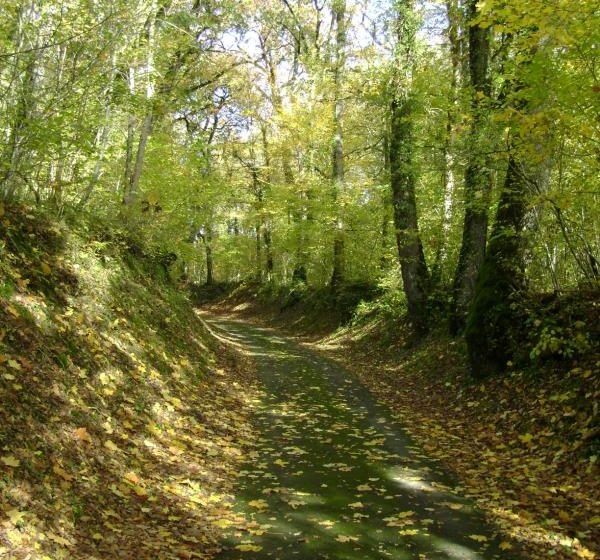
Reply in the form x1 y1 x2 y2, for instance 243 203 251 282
330 0 346 293
389 0 430 334
465 152 528 376
450 0 492 333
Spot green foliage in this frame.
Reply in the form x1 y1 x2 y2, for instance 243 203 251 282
529 323 591 361
0 0 597 369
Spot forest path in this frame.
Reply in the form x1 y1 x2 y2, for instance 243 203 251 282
210 318 517 560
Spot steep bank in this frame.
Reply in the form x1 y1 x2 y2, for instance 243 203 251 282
0 205 258 559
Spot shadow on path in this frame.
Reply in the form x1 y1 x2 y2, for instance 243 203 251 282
211 319 520 560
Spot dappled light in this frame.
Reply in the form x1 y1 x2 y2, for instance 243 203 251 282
0 0 598 557
212 320 517 559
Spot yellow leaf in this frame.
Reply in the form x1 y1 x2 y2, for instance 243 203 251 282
74 427 92 443
469 534 488 543
518 433 534 444
7 509 26 525
104 440 119 453
212 519 234 529
1 455 20 467
52 464 74 481
132 485 148 497
47 532 72 547
397 511 415 518
123 471 140 485
41 262 51 275
235 544 262 551
7 359 21 370
248 499 268 510
336 535 358 542
499 542 513 550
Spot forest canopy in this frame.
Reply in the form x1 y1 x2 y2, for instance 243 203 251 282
1 0 599 372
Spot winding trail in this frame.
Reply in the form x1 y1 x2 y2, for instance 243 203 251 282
211 319 518 560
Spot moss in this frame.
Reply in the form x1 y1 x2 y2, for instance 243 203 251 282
465 255 513 377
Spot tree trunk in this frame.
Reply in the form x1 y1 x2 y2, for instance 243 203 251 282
205 225 214 285
389 94 429 334
465 153 528 376
380 124 392 270
1 5 37 201
255 224 262 281
450 0 492 333
389 0 429 334
124 113 152 206
264 227 274 280
330 0 346 292
260 124 275 282
123 2 156 207
80 50 118 207
431 0 461 285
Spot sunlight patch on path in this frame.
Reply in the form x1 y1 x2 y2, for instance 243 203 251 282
211 320 521 560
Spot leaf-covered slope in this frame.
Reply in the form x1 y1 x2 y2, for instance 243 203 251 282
0 205 257 559
319 318 599 560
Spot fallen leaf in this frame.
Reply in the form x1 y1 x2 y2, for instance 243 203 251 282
74 427 92 443
1 455 20 467
104 440 119 453
53 464 74 481
469 534 488 543
235 544 262 551
248 499 268 510
7 509 26 525
518 433 533 444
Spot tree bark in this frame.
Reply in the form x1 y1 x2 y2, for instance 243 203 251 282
389 0 429 334
80 50 118 207
465 152 528 376
330 0 346 292
205 225 214 285
431 0 461 285
450 0 492 333
123 1 157 207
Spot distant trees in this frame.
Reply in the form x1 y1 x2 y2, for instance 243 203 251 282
0 0 597 375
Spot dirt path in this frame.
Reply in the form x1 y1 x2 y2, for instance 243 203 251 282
211 319 519 560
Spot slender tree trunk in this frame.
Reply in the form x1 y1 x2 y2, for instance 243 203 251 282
80 50 118 207
389 0 429 334
450 0 492 333
1 5 37 201
124 113 152 206
122 66 137 196
380 123 393 270
264 228 274 280
330 0 346 292
255 223 262 281
124 2 156 207
432 0 461 285
260 125 274 281
205 225 214 286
